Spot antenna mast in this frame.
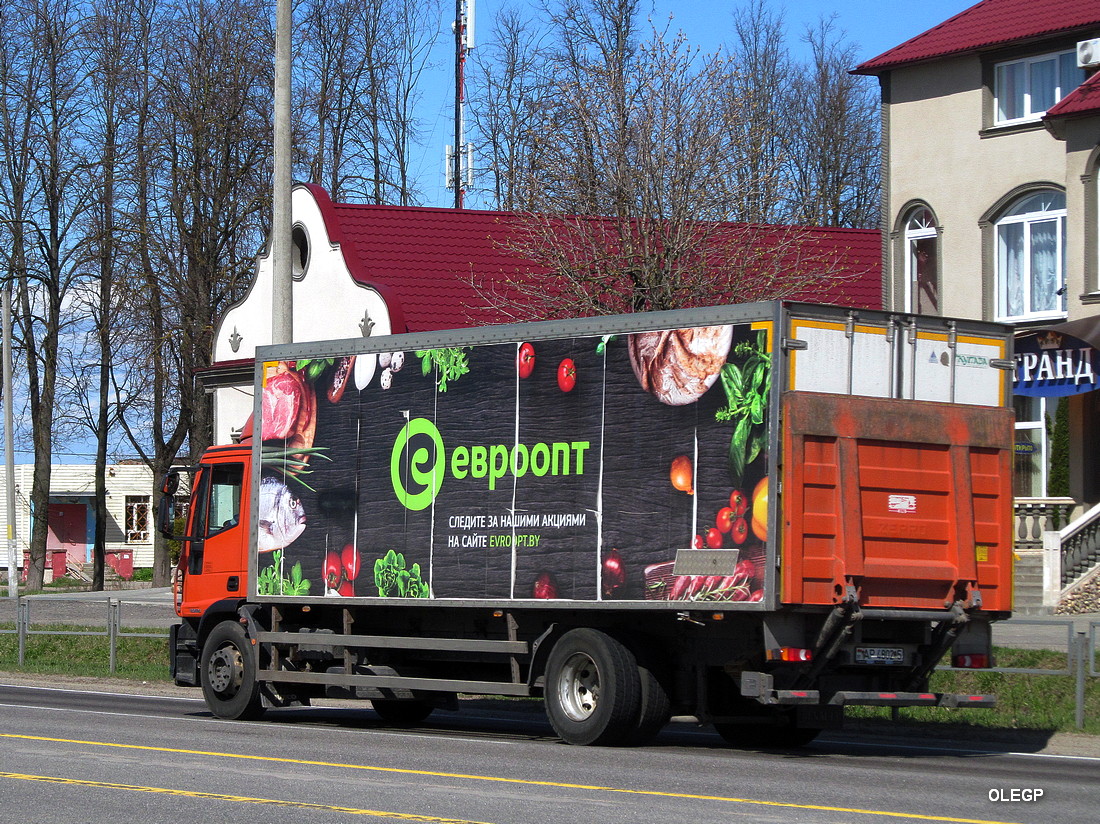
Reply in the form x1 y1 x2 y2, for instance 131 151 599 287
447 0 474 208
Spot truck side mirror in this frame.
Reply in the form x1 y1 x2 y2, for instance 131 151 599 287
158 471 181 539
161 471 179 497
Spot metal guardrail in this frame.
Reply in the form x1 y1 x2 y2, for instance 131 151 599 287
936 618 1099 729
0 597 169 674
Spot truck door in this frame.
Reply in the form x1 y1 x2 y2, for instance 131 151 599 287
179 461 247 617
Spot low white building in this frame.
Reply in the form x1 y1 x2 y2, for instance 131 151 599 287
0 463 157 580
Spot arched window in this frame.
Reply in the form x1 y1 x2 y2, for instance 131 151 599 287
904 206 939 314
995 190 1066 322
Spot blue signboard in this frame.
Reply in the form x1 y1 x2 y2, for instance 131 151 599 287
1014 330 1099 397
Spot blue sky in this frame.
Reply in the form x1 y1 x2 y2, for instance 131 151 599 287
414 0 975 207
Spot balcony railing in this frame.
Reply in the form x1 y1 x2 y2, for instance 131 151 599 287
1052 500 1100 588
1014 497 1077 550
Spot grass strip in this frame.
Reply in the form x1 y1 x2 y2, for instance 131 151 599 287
826 646 1100 736
0 621 168 681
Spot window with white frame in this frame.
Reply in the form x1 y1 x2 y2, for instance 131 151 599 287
125 495 151 543
1013 395 1065 497
995 190 1066 322
994 50 1083 125
904 206 939 314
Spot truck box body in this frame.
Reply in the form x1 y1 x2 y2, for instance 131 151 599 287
167 302 1015 746
250 302 1012 614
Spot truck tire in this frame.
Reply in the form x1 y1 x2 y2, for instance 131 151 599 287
628 663 671 745
544 628 641 746
200 621 265 720
371 699 434 725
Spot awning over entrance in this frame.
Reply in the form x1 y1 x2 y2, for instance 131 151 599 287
1014 325 1100 397
1048 315 1100 349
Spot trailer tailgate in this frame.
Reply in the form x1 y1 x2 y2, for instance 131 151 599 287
781 391 1014 611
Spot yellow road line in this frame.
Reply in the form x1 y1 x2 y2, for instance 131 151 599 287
0 771 492 823
0 733 1025 824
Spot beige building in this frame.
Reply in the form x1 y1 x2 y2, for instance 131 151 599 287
855 1 1100 609
855 2 1100 504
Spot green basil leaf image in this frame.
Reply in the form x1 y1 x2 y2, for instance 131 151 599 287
730 415 752 480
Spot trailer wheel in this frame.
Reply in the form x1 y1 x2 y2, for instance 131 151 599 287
371 699 434 725
200 621 265 720
545 628 641 746
628 663 671 745
713 721 820 749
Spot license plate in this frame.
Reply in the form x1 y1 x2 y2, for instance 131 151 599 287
855 646 905 665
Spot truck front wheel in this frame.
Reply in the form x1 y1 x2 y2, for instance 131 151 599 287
545 628 641 746
200 621 265 720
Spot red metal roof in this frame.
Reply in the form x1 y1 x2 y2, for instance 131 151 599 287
854 0 1100 74
309 187 882 333
1045 68 1100 119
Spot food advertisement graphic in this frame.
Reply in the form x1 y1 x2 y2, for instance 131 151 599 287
254 323 772 603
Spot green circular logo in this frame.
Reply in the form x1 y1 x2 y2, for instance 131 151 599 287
391 417 446 510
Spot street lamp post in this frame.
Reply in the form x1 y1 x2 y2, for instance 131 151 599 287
272 0 293 345
3 284 17 598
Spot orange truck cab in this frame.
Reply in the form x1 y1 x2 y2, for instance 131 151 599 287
162 445 251 685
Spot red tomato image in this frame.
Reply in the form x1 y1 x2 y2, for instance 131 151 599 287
557 358 577 392
517 342 536 378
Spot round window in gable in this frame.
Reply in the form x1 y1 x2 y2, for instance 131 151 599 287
292 223 310 280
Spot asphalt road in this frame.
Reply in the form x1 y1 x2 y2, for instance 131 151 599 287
1 681 1098 824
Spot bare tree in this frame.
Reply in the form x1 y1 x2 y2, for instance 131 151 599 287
107 0 271 585
297 0 379 201
152 0 270 458
783 17 880 228
379 0 441 205
297 0 440 204
74 0 143 589
467 1 857 321
469 8 554 210
533 0 642 216
728 0 790 223
0 0 91 590
0 0 454 589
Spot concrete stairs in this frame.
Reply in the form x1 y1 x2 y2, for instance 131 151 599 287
1012 552 1048 615
64 561 128 590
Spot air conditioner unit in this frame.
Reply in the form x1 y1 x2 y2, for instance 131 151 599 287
1077 38 1100 68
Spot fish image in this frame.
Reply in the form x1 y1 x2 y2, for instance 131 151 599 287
257 475 307 552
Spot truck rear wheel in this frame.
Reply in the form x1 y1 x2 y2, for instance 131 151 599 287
545 628 641 746
628 662 671 744
200 621 265 720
